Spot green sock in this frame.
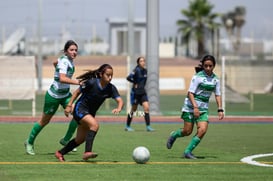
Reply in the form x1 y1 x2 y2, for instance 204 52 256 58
63 119 78 142
27 122 43 145
184 136 201 154
171 128 183 138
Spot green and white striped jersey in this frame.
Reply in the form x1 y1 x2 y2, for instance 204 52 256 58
182 70 221 113
47 55 75 99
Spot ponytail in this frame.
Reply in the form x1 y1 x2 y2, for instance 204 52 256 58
77 64 113 82
195 64 203 73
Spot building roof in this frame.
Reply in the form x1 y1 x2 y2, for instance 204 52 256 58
106 17 146 24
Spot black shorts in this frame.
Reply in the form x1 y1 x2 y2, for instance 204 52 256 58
130 92 148 105
73 105 95 124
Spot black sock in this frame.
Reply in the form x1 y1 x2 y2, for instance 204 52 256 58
144 112 150 126
126 112 133 127
85 130 97 152
59 138 79 155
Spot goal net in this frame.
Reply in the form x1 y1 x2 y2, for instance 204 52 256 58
0 56 36 116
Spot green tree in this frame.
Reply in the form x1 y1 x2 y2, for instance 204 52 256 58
177 0 221 58
222 6 246 53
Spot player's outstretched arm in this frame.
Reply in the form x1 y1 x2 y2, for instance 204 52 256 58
112 97 123 114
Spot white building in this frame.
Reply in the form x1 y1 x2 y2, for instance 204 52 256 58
106 18 146 56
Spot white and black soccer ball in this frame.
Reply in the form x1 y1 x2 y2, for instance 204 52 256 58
132 146 150 164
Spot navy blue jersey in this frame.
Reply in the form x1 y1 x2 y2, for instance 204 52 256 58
127 66 147 95
73 78 120 121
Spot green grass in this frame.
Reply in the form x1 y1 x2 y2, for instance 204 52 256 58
1 93 273 116
0 122 273 181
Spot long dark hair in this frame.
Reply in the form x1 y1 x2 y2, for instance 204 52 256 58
195 54 216 73
136 56 144 65
63 40 78 52
134 56 145 71
77 64 113 82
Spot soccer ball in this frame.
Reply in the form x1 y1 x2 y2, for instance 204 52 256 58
132 146 150 164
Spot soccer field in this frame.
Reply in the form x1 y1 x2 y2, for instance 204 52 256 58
0 122 272 181
1 93 273 117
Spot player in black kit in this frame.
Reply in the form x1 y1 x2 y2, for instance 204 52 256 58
125 56 155 132
55 64 123 162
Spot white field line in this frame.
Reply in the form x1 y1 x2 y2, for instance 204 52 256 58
240 153 273 167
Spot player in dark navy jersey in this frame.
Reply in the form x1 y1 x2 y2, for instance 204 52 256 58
55 64 123 162
73 78 120 120
125 57 155 132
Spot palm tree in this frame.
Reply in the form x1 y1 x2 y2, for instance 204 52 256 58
177 0 221 58
222 6 246 53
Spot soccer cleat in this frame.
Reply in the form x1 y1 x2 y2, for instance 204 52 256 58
55 151 65 162
59 138 77 152
82 152 98 161
166 133 176 149
125 126 134 132
24 140 35 155
146 126 155 132
184 152 197 159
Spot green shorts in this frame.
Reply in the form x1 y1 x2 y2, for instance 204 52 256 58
181 112 209 123
43 92 72 115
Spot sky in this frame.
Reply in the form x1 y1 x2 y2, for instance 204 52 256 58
1 0 273 41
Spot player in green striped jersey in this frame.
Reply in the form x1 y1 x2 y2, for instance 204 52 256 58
24 40 80 155
166 55 224 159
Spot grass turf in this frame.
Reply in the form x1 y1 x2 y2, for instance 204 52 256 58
1 93 273 116
0 122 272 181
